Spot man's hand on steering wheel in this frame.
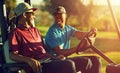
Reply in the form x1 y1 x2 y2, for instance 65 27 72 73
76 37 91 53
76 28 97 53
87 28 97 38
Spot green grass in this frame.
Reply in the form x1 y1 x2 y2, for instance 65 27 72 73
36 25 49 37
37 25 119 39
97 31 118 39
36 25 120 73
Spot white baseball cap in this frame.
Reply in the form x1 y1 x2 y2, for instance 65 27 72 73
53 6 66 15
14 2 37 16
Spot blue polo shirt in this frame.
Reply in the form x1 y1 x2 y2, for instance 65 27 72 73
45 23 77 54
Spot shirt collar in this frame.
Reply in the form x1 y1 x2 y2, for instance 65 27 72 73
53 22 65 30
17 24 32 30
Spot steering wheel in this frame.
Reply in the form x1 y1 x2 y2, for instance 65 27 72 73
76 29 97 54
76 29 115 64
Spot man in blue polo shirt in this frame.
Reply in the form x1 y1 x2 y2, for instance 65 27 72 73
45 6 102 73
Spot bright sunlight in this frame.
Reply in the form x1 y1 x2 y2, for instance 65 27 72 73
83 0 120 6
94 0 120 6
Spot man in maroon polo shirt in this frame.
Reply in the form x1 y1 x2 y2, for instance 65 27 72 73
8 2 77 73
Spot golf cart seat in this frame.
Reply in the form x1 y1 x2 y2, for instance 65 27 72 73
2 40 29 73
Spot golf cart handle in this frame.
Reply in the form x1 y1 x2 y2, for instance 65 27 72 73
77 29 115 64
76 29 97 54
87 29 96 38
86 30 115 64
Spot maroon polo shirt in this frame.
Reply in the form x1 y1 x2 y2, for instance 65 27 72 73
9 25 48 60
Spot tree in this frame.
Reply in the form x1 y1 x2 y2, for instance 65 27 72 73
43 0 94 28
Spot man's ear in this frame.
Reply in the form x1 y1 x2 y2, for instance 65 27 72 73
22 13 27 18
65 14 67 18
65 14 67 17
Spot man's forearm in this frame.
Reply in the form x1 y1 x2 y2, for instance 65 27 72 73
54 47 77 57
9 52 31 63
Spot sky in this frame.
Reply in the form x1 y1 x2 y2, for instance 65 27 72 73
16 0 43 5
94 0 120 6
17 0 120 6
82 0 120 6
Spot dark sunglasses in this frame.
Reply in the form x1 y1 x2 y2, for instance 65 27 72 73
25 12 34 15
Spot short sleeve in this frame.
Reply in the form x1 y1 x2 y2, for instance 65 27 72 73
45 29 63 49
8 29 20 52
67 25 78 37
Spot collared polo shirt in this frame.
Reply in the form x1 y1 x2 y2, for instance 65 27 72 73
9 25 47 60
45 23 77 54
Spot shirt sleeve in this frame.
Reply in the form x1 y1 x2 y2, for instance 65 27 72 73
8 29 20 52
45 29 63 49
67 25 78 37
